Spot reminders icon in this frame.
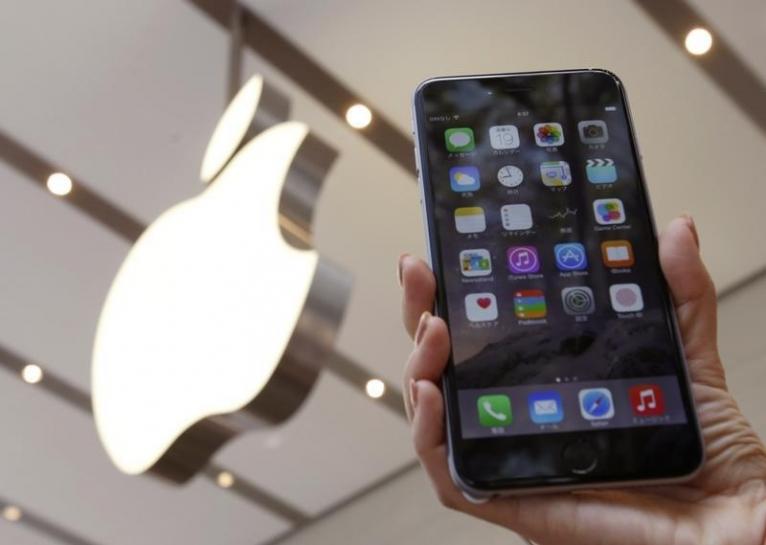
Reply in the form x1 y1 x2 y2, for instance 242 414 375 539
454 207 486 234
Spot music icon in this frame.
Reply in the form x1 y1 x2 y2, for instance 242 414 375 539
507 246 540 274
629 384 665 417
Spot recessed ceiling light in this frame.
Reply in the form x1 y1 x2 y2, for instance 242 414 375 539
21 364 43 384
2 505 22 522
365 378 385 399
216 470 235 489
685 28 713 56
46 172 73 196
345 104 372 129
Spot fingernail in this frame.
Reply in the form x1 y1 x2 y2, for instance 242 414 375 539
409 378 419 411
414 311 431 346
397 253 409 287
681 213 700 250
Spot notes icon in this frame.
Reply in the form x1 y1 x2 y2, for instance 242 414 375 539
628 384 665 417
454 207 486 234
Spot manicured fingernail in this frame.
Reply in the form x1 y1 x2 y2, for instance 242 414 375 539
681 213 700 250
397 253 409 287
414 311 431 346
409 378 419 411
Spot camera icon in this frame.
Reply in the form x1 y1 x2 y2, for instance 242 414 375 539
578 120 609 144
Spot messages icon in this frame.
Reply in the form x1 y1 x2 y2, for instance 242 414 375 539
445 128 476 152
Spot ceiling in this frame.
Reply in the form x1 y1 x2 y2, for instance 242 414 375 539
0 0 764 544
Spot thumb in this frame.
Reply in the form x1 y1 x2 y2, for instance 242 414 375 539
659 215 725 389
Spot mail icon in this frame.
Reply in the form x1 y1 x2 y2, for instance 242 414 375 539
528 391 564 424
534 399 558 415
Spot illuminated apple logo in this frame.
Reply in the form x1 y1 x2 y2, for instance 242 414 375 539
92 76 350 482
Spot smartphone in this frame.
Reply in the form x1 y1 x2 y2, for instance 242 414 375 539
411 69 703 497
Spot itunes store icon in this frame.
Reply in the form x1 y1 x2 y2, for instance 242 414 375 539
507 246 540 274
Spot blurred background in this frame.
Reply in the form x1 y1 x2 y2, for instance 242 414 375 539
1 1 765 544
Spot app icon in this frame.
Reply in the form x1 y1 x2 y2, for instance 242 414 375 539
460 249 492 277
609 283 644 312
579 388 615 420
501 204 533 231
578 120 609 144
465 292 498 322
586 158 617 184
601 240 635 268
489 125 520 150
554 242 588 271
477 394 512 427
629 384 666 417
513 289 547 319
449 165 481 192
540 160 572 187
593 198 626 225
507 246 540 274
444 127 475 152
534 122 565 147
561 286 595 315
528 390 564 424
497 165 524 188
548 207 578 221
454 207 486 233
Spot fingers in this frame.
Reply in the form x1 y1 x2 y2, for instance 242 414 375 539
402 313 450 420
399 254 436 338
659 215 725 389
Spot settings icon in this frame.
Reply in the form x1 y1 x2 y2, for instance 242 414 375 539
561 287 595 315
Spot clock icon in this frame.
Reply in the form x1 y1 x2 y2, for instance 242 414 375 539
497 165 524 187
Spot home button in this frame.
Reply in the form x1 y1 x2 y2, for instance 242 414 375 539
562 440 598 475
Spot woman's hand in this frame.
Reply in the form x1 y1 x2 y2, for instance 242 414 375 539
399 216 766 545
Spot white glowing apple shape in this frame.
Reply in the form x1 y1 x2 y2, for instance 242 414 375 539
92 121 317 475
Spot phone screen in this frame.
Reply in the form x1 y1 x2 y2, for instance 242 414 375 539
414 71 700 487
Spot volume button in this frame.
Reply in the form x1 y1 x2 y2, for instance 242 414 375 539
412 147 421 173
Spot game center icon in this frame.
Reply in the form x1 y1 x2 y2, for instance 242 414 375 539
593 198 626 225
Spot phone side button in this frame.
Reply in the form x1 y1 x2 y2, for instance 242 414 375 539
561 440 598 475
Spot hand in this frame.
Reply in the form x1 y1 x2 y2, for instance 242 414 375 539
399 216 766 545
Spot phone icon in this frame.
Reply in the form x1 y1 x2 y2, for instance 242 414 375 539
528 391 564 424
501 204 533 230
586 158 617 184
579 388 615 420
540 160 572 187
554 242 588 271
489 125 520 149
593 198 626 225
602 240 635 268
460 249 492 277
477 394 512 427
449 166 480 192
578 120 609 144
454 207 486 233
534 122 565 147
629 384 666 417
465 293 498 322
514 289 547 319
445 128 475 152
